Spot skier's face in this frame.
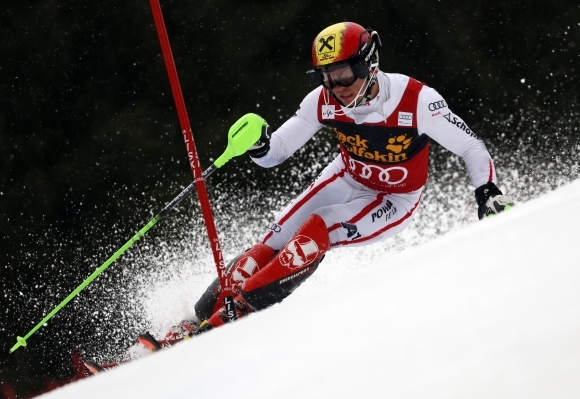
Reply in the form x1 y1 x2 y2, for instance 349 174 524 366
331 78 369 106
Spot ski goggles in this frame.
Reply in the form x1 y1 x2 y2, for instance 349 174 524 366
307 61 360 89
320 63 358 89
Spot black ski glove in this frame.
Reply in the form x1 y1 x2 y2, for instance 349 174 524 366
247 124 272 159
474 182 515 220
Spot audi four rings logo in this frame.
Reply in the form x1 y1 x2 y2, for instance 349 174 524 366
398 111 413 126
348 158 409 185
428 100 447 111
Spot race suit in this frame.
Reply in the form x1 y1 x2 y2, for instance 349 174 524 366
253 72 496 250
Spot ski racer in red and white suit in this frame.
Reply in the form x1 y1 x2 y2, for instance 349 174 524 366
163 22 514 339
253 71 493 250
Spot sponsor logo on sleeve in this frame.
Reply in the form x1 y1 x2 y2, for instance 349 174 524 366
443 113 479 139
269 223 282 233
398 111 413 126
428 100 447 111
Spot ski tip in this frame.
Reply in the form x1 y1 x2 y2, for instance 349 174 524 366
84 360 105 375
84 360 121 375
196 319 213 334
138 331 163 352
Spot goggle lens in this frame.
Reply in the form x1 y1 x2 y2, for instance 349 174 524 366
321 63 357 89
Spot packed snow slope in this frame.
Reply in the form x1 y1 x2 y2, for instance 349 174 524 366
43 180 580 399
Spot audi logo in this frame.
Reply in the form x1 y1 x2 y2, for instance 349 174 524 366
399 114 412 120
348 159 408 185
428 100 447 111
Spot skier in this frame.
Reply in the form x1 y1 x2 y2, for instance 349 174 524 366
143 21 515 348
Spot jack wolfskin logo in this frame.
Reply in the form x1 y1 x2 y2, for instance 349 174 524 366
386 134 412 154
335 128 408 163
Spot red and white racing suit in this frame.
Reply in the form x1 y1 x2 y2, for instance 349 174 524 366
195 72 500 322
253 72 496 250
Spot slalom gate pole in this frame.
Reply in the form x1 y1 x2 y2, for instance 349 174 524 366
148 0 238 322
10 1 264 354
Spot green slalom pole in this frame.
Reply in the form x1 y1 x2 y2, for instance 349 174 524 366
10 113 265 353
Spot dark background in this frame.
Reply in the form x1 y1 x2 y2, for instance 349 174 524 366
1 0 578 396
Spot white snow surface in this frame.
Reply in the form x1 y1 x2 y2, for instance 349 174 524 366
43 180 580 399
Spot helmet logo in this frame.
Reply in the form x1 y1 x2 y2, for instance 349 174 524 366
318 35 335 53
316 34 336 62
316 34 339 64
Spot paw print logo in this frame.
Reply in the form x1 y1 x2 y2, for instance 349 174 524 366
386 135 412 154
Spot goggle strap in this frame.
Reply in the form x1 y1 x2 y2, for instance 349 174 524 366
351 62 369 80
306 69 324 86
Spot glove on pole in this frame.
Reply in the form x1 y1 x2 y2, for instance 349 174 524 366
474 182 515 219
148 0 239 322
247 125 272 158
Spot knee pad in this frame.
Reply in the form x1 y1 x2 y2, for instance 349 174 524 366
241 214 330 310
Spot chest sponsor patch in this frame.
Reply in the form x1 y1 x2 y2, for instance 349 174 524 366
321 105 335 119
398 111 413 126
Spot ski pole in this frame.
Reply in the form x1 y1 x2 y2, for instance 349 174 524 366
9 115 262 353
149 0 239 323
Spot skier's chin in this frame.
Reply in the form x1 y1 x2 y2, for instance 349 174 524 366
334 91 360 107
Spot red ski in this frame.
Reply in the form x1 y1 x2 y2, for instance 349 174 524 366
84 360 123 375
